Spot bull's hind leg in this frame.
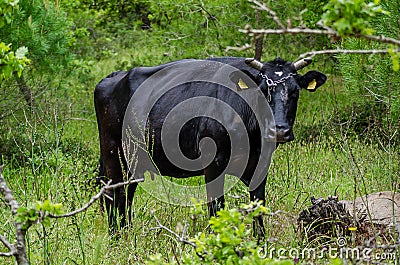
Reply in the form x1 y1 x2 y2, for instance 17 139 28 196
205 166 225 217
104 182 137 233
122 182 138 227
100 142 137 234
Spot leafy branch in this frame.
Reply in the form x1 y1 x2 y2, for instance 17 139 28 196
145 201 292 265
149 210 198 249
0 1 30 82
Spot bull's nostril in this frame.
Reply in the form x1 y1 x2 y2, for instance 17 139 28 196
275 124 290 133
275 128 292 143
275 124 285 129
282 129 291 137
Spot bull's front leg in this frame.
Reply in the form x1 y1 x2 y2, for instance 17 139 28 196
250 178 266 240
205 167 225 217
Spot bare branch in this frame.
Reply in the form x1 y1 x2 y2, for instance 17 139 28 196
238 25 400 59
240 27 339 37
361 34 400 47
241 26 400 47
48 178 144 218
0 234 13 252
0 251 13 257
48 180 111 218
254 9 264 60
150 211 198 249
0 166 20 216
106 177 144 190
298 48 400 59
249 0 285 29
226 43 252 52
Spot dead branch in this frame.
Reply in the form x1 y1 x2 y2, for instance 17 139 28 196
0 165 29 265
253 8 264 61
226 43 252 52
298 48 400 59
242 27 400 47
0 251 13 257
48 177 144 219
240 27 339 37
0 234 12 249
234 1 400 59
249 0 285 29
149 211 198 250
361 34 400 47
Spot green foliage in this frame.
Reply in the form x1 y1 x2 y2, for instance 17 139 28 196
0 0 398 264
0 0 73 75
0 0 30 81
337 0 400 130
322 0 389 35
301 0 329 28
16 200 63 230
388 46 400 71
0 43 30 81
0 0 19 27
146 202 292 265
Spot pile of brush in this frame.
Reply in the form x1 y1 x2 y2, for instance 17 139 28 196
297 192 400 246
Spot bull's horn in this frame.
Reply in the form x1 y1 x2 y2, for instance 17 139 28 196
293 57 312 70
245 58 263 71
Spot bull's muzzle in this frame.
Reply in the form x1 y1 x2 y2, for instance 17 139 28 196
266 124 293 143
275 128 293 143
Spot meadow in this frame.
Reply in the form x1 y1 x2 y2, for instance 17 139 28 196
0 0 399 264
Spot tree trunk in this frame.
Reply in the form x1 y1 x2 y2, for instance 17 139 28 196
254 11 264 61
16 75 35 107
254 35 264 61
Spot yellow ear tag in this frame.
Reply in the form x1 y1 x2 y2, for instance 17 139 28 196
238 78 249 89
307 79 317 90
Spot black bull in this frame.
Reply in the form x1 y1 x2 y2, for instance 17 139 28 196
94 57 327 232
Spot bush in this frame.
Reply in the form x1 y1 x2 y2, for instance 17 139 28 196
146 202 294 265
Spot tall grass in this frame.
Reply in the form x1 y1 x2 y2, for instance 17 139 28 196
0 1 399 263
0 64 398 264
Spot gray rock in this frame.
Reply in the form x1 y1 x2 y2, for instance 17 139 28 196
340 191 400 226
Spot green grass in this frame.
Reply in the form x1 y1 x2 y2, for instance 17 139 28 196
0 77 398 264
1 138 397 264
0 16 399 265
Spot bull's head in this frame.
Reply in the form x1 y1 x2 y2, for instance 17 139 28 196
246 57 327 143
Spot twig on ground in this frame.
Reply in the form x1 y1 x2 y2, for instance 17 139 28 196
149 211 199 250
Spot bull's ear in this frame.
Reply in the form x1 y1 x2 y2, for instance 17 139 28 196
297 71 327 92
229 70 257 91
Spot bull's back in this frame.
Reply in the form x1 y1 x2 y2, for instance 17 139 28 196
95 58 261 180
